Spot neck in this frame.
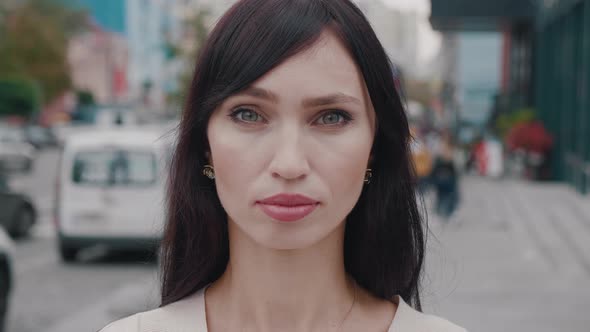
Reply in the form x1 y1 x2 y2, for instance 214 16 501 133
206 222 355 331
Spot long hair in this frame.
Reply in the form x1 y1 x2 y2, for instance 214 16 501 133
161 0 425 310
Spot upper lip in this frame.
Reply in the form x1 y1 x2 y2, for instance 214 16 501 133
257 193 319 206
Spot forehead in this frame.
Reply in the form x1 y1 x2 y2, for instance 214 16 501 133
251 31 367 100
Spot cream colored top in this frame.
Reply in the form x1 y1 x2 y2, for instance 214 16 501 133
101 289 466 332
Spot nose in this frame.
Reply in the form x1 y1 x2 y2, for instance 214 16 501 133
268 128 310 181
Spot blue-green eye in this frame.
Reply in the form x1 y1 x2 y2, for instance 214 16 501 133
229 108 263 123
316 111 352 126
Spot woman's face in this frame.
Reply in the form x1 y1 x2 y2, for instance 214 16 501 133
207 31 375 250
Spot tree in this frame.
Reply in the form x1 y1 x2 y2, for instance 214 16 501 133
76 90 95 106
0 0 86 105
165 7 211 110
0 78 41 118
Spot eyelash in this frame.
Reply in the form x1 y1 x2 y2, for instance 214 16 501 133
228 107 353 127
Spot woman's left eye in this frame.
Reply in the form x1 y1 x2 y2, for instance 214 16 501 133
315 111 352 126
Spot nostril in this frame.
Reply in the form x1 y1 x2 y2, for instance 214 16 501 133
271 171 307 181
268 159 310 181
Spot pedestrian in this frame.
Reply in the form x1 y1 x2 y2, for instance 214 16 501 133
431 133 460 219
101 1 465 331
410 127 434 194
0 169 7 191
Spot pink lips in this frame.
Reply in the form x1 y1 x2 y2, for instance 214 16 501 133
256 194 319 222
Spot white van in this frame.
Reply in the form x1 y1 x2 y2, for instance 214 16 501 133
56 128 169 262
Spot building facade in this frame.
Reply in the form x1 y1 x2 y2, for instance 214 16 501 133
68 0 184 108
430 0 590 194
535 0 590 193
68 26 128 104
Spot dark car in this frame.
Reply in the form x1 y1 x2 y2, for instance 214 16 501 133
0 228 13 332
0 173 36 238
0 125 36 173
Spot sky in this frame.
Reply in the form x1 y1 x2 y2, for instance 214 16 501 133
381 0 430 13
380 0 441 63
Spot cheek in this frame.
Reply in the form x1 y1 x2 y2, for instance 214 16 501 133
312 130 373 195
209 116 253 165
207 123 255 204
208 116 373 208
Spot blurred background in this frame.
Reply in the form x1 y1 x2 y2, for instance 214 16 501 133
0 0 588 331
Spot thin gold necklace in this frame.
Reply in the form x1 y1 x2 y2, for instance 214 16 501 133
333 281 357 331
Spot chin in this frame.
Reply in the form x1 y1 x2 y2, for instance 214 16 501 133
229 214 345 251
255 230 324 251
266 239 318 250
255 220 346 251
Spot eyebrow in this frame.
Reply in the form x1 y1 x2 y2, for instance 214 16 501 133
240 87 279 102
238 87 362 107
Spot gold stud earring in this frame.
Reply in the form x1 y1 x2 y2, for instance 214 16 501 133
203 165 215 179
364 169 372 184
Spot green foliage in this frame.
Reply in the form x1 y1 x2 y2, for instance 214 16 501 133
0 0 87 103
496 107 536 139
166 7 211 110
76 89 95 106
0 78 41 117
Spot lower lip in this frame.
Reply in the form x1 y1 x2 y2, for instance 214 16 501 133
257 203 319 222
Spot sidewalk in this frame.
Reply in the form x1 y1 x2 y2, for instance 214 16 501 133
422 175 590 332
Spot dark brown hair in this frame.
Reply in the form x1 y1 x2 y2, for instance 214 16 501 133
161 0 425 310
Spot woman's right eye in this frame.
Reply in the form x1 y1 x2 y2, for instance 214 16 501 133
228 108 264 123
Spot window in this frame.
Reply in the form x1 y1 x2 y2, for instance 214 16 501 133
72 149 157 186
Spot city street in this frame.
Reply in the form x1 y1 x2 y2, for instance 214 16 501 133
1 0 588 331
7 150 159 332
6 149 590 332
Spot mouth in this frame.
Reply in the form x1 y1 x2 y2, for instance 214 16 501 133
256 193 320 222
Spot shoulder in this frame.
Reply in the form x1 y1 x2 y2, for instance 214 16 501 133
392 296 467 332
98 290 207 332
411 313 466 332
99 314 139 332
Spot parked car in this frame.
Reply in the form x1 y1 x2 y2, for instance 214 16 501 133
0 172 37 238
0 125 36 173
23 125 60 149
0 228 14 332
56 128 168 262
